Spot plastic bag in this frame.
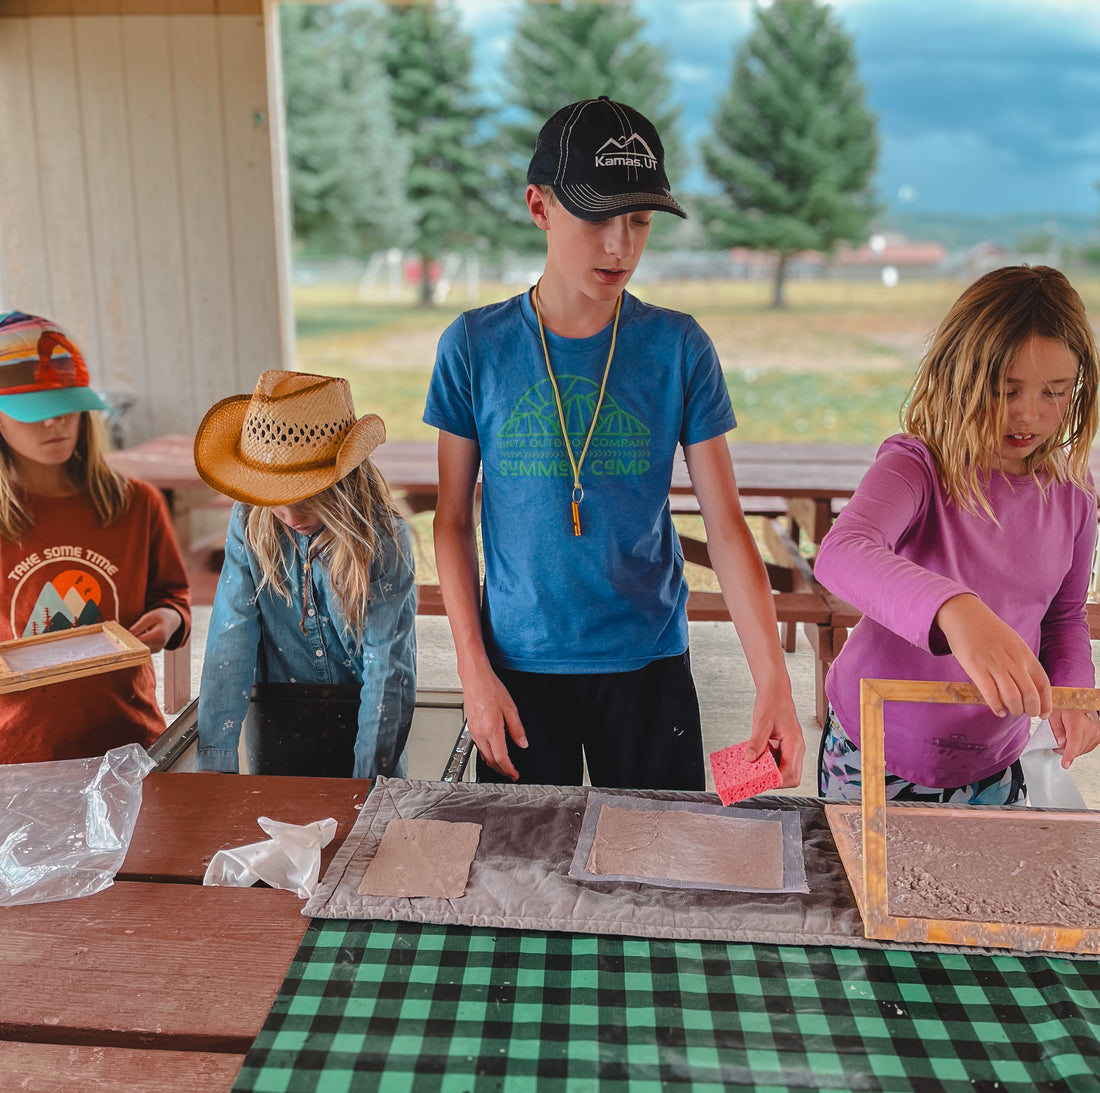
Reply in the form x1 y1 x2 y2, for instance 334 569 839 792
1020 720 1087 809
0 743 155 907
202 815 338 898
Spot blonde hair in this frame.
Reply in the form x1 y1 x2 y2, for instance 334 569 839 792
0 411 129 541
902 264 1099 518
244 458 405 646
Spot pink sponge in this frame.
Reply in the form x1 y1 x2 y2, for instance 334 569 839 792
709 741 782 805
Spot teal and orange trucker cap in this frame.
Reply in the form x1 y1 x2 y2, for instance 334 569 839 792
0 311 109 422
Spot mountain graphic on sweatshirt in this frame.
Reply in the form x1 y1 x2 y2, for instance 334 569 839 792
22 570 105 637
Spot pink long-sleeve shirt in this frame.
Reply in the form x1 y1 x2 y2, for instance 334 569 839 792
814 434 1096 786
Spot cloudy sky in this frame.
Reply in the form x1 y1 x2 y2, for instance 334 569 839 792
452 0 1100 217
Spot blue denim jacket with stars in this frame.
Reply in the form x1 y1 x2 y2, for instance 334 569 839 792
196 503 417 778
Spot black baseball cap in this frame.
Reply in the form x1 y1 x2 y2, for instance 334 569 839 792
527 96 686 221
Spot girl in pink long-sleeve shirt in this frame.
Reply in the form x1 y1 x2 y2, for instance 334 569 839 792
815 265 1100 804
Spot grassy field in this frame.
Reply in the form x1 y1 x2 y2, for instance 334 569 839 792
291 273 1100 585
292 275 1026 445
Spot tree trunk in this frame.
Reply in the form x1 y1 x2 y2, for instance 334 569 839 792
770 253 788 309
419 253 434 307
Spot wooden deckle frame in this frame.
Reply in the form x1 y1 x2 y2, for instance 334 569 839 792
0 620 150 695
827 679 1100 955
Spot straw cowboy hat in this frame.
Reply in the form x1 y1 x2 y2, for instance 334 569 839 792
194 370 385 506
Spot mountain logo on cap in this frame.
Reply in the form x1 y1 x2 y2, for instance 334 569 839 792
595 133 657 171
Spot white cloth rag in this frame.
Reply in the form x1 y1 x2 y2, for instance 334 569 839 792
202 815 338 898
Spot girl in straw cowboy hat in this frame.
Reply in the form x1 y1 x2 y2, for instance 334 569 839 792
0 311 190 764
194 370 416 779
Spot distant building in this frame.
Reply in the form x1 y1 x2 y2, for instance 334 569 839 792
831 235 948 281
602 233 952 284
721 234 948 283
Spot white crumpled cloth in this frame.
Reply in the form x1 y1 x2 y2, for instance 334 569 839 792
202 815 338 898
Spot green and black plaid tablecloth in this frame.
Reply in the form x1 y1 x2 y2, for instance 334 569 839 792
233 918 1100 1093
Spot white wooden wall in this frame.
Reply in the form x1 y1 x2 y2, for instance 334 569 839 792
0 2 294 443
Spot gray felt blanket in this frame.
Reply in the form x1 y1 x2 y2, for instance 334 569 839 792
304 778 880 947
303 779 1098 959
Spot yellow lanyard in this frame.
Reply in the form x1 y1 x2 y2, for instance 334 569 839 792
533 282 621 536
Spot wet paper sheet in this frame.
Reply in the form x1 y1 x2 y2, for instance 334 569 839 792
569 793 807 894
585 804 784 889
358 818 482 899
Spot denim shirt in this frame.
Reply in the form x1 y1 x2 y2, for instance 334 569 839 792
196 503 417 778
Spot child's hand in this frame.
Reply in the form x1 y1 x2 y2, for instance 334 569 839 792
742 688 805 788
129 607 183 653
1048 708 1100 768
934 594 1051 719
461 665 527 782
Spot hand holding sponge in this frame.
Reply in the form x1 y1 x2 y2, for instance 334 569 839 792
709 741 782 805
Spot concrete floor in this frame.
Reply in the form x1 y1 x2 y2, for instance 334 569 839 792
159 608 1100 807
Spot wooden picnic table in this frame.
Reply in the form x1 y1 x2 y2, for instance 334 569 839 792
0 772 368 1091
106 434 875 544
376 438 872 548
104 434 877 568
5 771 1098 1092
106 434 872 605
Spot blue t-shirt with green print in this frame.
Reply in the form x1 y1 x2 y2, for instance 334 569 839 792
424 290 736 673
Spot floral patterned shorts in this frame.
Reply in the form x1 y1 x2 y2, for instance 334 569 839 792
817 706 1025 805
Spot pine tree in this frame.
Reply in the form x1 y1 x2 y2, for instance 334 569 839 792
701 0 879 307
280 3 413 257
381 1 491 306
494 0 682 251
1085 182 1100 266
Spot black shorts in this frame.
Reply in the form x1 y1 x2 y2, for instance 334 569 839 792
243 682 360 777
476 651 704 790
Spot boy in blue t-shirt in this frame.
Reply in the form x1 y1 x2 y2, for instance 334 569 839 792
424 97 803 790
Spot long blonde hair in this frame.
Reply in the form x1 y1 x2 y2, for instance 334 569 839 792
0 411 129 541
903 264 1099 517
244 458 405 645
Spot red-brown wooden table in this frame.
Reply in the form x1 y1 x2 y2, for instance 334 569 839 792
0 772 368 1092
106 435 875 543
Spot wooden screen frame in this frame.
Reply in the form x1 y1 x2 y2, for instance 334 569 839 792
0 620 150 695
826 678 1100 954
